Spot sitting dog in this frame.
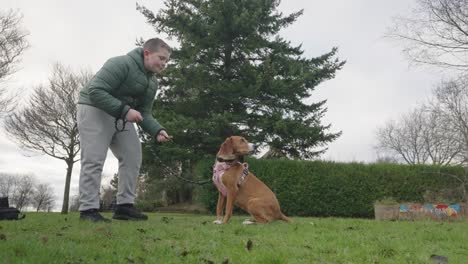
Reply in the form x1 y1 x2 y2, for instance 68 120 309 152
212 136 291 224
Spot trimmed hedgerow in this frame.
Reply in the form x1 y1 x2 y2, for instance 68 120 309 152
194 158 463 218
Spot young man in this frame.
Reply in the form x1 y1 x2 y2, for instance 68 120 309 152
77 38 172 222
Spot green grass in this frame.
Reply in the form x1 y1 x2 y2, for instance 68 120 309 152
0 213 467 263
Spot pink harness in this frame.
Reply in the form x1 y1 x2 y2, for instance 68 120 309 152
212 161 249 197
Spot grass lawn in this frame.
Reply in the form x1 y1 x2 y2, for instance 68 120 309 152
0 212 467 263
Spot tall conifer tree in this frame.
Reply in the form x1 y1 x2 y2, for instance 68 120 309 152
138 0 344 164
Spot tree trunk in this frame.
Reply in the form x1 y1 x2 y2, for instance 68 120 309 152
61 160 74 214
161 189 168 206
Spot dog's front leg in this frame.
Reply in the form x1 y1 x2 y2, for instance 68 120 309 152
213 192 225 224
223 189 237 224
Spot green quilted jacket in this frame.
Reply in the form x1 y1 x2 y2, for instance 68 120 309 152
78 47 163 137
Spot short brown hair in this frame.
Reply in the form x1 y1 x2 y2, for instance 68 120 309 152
143 38 172 53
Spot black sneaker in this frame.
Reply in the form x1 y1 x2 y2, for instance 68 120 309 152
80 209 111 223
113 204 148 221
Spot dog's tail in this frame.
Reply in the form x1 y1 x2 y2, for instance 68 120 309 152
280 212 292 222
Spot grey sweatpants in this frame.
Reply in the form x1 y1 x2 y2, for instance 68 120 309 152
77 104 142 211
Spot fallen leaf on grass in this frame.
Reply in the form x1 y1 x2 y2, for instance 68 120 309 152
201 258 215 264
95 227 112 238
14 248 26 257
141 244 150 253
161 217 172 224
430 255 448 264
246 239 253 251
379 248 396 258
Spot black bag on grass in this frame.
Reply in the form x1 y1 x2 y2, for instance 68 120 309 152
0 197 8 208
0 197 25 220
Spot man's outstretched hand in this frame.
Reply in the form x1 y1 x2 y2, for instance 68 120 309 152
156 130 172 143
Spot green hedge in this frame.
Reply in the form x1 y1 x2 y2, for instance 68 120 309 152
194 158 464 218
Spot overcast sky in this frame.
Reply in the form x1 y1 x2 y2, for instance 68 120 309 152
1 0 445 210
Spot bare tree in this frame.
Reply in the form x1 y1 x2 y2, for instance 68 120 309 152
433 77 468 162
0 9 29 114
69 195 80 212
376 108 429 164
376 105 463 165
0 172 18 198
31 183 55 212
10 174 34 210
421 104 464 164
388 0 468 70
432 77 468 201
376 78 468 201
3 63 92 214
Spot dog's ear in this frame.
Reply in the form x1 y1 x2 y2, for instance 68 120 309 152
218 137 234 158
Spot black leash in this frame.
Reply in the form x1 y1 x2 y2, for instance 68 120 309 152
115 117 128 132
172 173 212 185
115 107 131 132
147 146 212 185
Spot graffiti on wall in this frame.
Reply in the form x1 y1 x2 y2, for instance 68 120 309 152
399 204 461 219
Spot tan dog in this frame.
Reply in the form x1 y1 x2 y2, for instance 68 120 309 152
212 136 291 224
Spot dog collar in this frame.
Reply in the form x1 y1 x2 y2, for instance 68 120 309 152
216 157 236 163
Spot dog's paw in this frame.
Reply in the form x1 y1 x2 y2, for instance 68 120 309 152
242 219 255 225
213 219 223 224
